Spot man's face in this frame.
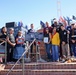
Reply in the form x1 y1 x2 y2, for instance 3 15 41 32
46 22 49 27
61 26 65 30
54 22 57 25
74 25 76 29
71 24 74 29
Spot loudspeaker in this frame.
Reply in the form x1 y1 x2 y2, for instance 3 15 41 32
6 22 17 28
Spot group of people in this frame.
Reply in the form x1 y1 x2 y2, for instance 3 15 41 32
0 20 76 63
0 27 25 63
0 24 37 63
43 20 76 62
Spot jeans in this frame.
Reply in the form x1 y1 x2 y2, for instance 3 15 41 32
71 44 76 57
45 43 51 60
52 45 59 62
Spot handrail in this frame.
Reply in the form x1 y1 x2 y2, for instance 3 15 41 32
6 39 36 75
0 41 6 45
0 39 7 63
0 39 6 45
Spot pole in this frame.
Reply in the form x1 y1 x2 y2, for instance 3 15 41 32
5 41 7 64
22 56 24 75
57 0 62 18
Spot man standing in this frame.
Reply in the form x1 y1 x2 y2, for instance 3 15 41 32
28 24 36 61
51 20 60 32
43 22 52 34
70 24 76 57
60 25 70 62
28 24 35 33
67 21 75 56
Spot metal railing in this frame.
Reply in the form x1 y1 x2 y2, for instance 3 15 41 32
0 39 7 63
6 39 36 75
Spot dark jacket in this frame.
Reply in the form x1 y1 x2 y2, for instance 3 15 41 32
28 29 35 33
59 30 67 44
51 24 60 33
70 28 76 44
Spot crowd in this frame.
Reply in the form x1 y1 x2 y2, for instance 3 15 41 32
0 27 25 63
0 19 76 63
0 24 36 63
43 20 76 62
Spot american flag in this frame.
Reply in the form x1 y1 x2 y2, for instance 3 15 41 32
25 25 28 30
59 16 68 27
18 21 23 27
40 21 46 28
72 15 76 20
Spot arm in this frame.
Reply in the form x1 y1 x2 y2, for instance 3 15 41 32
6 36 16 47
0 39 6 42
16 38 24 44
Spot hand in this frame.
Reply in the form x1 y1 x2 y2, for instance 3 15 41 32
72 40 75 43
47 42 49 44
47 41 50 44
45 42 49 44
62 41 65 45
67 31 70 34
6 37 9 41
12 43 16 47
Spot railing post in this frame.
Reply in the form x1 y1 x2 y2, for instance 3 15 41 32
5 41 7 64
22 56 25 75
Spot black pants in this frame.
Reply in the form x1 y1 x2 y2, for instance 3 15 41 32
69 43 72 56
30 44 33 53
29 41 36 58
59 43 62 58
30 42 36 52
7 46 14 62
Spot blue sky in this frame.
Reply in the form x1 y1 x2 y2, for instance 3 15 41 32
0 0 76 29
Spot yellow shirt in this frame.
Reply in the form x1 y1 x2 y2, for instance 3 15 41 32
52 32 60 46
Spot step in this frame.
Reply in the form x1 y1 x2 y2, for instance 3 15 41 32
5 62 76 69
1 69 76 75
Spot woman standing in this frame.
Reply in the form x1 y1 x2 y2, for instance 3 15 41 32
52 27 60 62
13 31 25 62
0 27 7 63
44 28 52 61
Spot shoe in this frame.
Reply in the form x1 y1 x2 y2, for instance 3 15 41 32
72 55 75 58
61 59 65 63
7 62 12 64
56 59 59 62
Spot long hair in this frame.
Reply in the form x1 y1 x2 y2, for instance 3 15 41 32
1 27 7 34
